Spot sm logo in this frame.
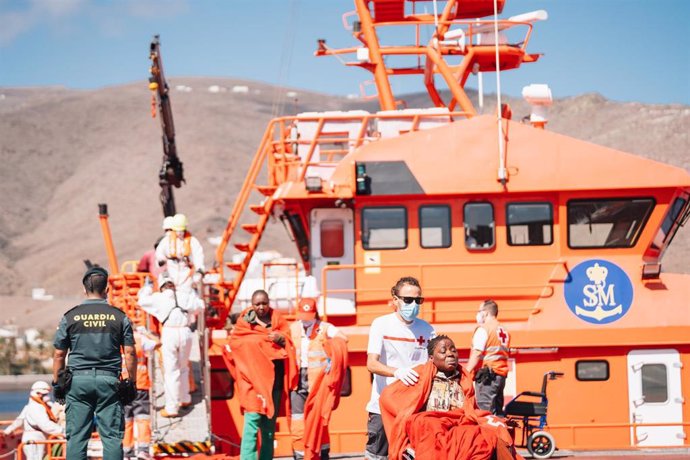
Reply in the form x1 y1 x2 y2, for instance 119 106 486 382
564 259 633 324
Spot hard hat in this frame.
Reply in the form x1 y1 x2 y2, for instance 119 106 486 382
30 380 51 396
157 272 175 289
171 213 188 231
82 266 108 284
296 298 317 321
162 216 174 230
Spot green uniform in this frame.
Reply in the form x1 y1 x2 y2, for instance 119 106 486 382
54 299 134 460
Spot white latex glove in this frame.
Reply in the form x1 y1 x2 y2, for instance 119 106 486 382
393 367 419 386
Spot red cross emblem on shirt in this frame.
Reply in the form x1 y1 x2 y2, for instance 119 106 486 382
416 335 426 346
498 327 508 345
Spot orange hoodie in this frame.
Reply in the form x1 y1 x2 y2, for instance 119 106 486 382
380 361 519 460
301 337 348 460
226 308 298 418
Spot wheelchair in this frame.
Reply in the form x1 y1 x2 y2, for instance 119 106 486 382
504 371 563 459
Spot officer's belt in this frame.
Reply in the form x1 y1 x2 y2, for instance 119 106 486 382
70 368 120 378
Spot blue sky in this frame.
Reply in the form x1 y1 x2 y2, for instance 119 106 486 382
0 0 688 104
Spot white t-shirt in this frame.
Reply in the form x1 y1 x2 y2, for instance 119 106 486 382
298 320 339 369
472 327 488 351
366 312 436 414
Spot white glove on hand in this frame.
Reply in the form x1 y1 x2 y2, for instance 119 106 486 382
393 367 419 386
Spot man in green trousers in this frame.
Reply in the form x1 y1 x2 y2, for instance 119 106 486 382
52 266 137 460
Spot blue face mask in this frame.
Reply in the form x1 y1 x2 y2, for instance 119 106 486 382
399 300 420 321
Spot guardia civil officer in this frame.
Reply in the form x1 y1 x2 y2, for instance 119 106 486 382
52 266 137 460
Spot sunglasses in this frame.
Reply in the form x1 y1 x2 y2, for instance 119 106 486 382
397 296 424 305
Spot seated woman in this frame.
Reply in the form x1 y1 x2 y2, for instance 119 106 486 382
380 335 520 460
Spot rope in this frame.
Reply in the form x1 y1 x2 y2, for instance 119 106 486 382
0 448 17 459
492 0 507 183
210 433 241 448
271 0 300 118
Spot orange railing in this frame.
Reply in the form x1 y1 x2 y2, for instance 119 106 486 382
213 109 467 312
16 438 66 460
319 260 568 323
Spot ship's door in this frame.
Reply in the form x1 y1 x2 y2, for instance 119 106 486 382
310 208 355 314
627 349 685 446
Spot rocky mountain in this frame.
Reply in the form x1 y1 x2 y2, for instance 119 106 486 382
0 78 688 328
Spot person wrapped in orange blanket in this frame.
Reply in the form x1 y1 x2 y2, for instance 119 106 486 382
380 335 521 460
289 298 349 459
226 289 298 460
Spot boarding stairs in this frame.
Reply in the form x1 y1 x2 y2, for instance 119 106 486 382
149 316 213 456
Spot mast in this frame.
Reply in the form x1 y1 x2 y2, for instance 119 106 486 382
149 34 185 217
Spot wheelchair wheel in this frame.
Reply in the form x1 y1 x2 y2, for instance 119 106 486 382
527 430 556 459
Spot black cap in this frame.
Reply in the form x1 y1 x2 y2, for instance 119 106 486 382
82 266 109 284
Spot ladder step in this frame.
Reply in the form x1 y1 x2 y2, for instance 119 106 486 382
234 242 251 252
250 204 267 215
225 263 243 271
241 224 259 234
254 185 277 196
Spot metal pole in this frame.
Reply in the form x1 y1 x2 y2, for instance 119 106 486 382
98 203 120 274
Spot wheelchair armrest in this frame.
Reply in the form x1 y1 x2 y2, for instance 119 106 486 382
519 391 546 398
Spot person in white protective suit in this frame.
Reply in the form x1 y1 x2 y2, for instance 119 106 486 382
3 381 64 460
137 273 205 418
155 213 205 293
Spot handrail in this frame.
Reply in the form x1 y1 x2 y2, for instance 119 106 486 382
546 420 690 449
319 260 567 321
17 438 66 460
261 262 301 314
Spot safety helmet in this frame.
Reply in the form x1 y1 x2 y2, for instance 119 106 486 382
162 216 174 231
171 213 188 231
30 380 51 396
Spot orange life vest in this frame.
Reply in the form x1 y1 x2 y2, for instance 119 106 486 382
476 318 510 377
168 231 192 259
290 320 329 392
121 334 151 390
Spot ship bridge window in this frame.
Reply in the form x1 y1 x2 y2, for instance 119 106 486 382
420 205 451 248
362 207 407 249
652 196 688 250
507 202 553 246
321 219 345 257
464 202 494 249
568 198 654 248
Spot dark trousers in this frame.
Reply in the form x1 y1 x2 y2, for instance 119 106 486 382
476 373 507 415
365 412 388 459
66 373 124 460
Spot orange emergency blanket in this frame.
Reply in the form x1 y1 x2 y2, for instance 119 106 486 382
225 308 298 418
380 361 519 460
302 337 348 460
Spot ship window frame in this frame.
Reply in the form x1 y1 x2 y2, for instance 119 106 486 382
320 219 345 258
651 196 688 250
566 197 655 249
361 206 408 250
641 363 668 404
575 360 609 382
506 202 554 246
210 368 234 400
419 204 452 249
463 201 495 250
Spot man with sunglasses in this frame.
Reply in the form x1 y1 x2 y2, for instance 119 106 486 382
229 289 298 460
365 276 435 460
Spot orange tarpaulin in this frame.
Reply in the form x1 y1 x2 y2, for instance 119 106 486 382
225 308 298 418
380 361 519 460
302 337 348 460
